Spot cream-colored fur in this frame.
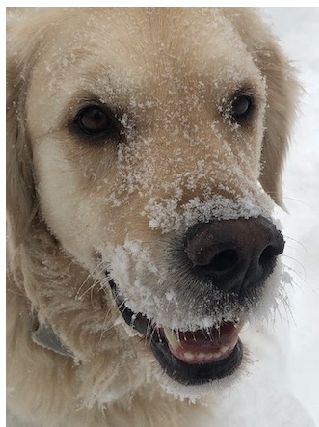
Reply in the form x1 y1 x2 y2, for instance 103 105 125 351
7 8 299 427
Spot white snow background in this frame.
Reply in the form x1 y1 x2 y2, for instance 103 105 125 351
262 8 319 425
207 8 319 427
6 7 319 427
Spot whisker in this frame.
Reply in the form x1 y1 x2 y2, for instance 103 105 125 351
156 327 162 344
282 234 307 252
77 277 100 301
282 254 307 279
147 322 156 344
98 306 115 344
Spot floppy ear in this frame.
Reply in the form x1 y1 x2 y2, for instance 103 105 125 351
7 49 36 252
7 50 36 250
6 10 50 250
223 9 301 207
256 39 301 207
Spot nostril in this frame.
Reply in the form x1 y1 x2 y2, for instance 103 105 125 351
258 245 281 269
209 249 239 272
184 217 285 293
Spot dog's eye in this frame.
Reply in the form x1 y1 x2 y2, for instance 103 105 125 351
73 105 122 139
231 95 254 121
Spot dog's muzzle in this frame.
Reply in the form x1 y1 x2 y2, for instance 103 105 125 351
108 216 284 386
109 279 243 385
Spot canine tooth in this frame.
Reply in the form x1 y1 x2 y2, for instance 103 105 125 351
221 345 230 353
212 351 222 359
163 327 179 351
184 352 195 361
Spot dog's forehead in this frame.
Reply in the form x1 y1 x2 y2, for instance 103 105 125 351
58 9 255 79
27 8 263 145
27 8 262 139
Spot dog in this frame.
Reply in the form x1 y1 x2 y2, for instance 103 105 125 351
7 7 299 427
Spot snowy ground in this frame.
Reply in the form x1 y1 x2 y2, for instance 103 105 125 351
208 8 319 426
263 7 319 425
7 7 319 427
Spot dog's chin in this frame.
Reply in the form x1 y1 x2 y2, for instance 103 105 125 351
108 278 243 387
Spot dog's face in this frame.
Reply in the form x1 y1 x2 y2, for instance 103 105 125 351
7 8 298 401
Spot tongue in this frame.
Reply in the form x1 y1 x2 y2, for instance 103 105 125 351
163 322 239 364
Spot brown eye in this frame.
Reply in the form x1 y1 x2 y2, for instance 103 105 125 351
231 95 254 121
74 105 122 139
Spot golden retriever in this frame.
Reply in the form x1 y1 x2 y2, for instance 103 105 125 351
7 7 299 427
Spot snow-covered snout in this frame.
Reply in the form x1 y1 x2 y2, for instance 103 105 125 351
7 8 299 402
106 214 284 385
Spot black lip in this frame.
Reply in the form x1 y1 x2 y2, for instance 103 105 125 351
108 275 243 385
109 278 151 335
150 332 243 386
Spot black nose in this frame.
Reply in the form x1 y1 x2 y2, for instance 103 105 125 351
184 216 284 294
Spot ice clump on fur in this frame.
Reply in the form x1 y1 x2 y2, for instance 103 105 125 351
100 185 279 331
145 190 274 234
103 217 285 332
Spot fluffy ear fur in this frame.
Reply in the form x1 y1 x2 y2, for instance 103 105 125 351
6 10 52 256
7 54 36 252
257 40 300 207
225 9 301 207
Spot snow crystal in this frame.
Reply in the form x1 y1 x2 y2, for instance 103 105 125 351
145 192 274 234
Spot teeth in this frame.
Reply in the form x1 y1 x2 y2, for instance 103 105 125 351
220 338 237 355
212 351 222 359
163 326 239 363
184 352 195 361
163 327 179 351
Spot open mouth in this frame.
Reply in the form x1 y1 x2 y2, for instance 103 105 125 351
108 277 243 385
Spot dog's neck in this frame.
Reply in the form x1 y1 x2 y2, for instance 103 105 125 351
7 227 215 426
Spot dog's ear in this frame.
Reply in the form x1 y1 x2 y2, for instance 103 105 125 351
224 9 301 207
256 39 300 207
6 10 47 249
